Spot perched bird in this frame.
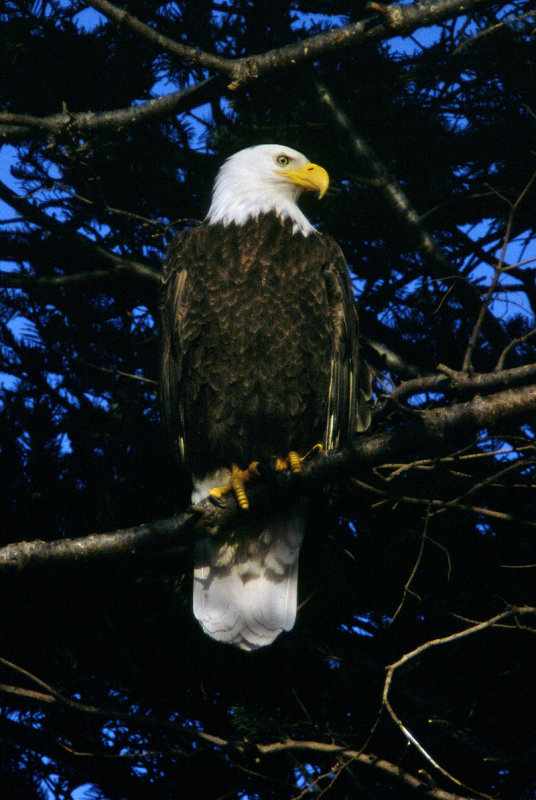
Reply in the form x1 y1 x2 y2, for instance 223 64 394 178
160 144 370 650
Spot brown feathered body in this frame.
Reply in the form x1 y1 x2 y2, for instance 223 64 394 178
161 215 366 474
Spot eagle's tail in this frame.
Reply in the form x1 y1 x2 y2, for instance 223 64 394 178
193 504 306 650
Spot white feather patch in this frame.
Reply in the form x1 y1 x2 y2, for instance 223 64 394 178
193 505 306 650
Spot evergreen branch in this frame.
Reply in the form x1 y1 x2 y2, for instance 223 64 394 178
1 379 536 572
89 0 499 89
315 80 512 358
0 655 483 800
86 0 234 73
0 180 160 284
0 263 159 287
0 0 501 146
0 78 219 144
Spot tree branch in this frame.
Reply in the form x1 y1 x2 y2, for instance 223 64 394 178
0 0 501 145
0 77 220 144
1 379 536 572
376 361 536 413
0 513 196 571
382 606 536 794
89 0 499 89
315 80 512 358
0 180 160 284
0 262 159 288
0 653 480 800
87 0 235 73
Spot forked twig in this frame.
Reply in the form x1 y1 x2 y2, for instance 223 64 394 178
382 606 536 795
462 170 536 372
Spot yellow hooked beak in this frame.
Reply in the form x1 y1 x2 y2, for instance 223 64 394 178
277 162 329 198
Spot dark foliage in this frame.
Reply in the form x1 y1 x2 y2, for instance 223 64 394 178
1 1 536 799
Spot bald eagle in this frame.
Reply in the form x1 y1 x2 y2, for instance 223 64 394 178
161 145 370 650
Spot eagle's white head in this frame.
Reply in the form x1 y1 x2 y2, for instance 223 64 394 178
205 144 329 236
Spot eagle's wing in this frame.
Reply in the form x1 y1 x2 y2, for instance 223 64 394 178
323 237 371 449
160 231 192 464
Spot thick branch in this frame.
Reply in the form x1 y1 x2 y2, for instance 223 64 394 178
1 380 535 572
90 0 499 88
0 513 196 571
0 78 219 144
377 361 536 412
0 0 502 146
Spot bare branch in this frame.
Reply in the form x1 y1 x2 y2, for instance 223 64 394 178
0 0 504 145
462 170 536 371
454 7 536 52
0 262 159 287
496 329 536 372
382 606 536 793
253 740 477 800
0 513 197 572
351 476 536 527
89 0 499 90
376 361 536 415
87 0 234 73
0 654 478 800
2 380 536 572
390 506 431 623
0 78 219 144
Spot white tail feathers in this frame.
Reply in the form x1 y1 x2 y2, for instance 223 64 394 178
193 506 306 650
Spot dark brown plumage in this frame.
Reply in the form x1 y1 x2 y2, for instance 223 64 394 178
161 215 368 475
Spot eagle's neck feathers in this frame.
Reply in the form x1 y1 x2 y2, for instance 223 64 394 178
205 155 316 236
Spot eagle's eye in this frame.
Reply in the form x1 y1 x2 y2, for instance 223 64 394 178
276 154 290 166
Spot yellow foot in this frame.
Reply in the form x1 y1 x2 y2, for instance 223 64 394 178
209 462 261 510
274 444 323 473
208 446 323 509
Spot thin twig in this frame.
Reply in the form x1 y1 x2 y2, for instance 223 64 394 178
462 170 536 372
0 656 479 800
382 606 536 796
390 505 431 623
454 8 536 52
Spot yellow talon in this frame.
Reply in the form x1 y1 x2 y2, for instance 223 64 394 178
287 451 302 473
302 443 323 461
207 447 323 508
209 462 261 510
209 484 232 500
275 445 323 473
231 464 250 510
